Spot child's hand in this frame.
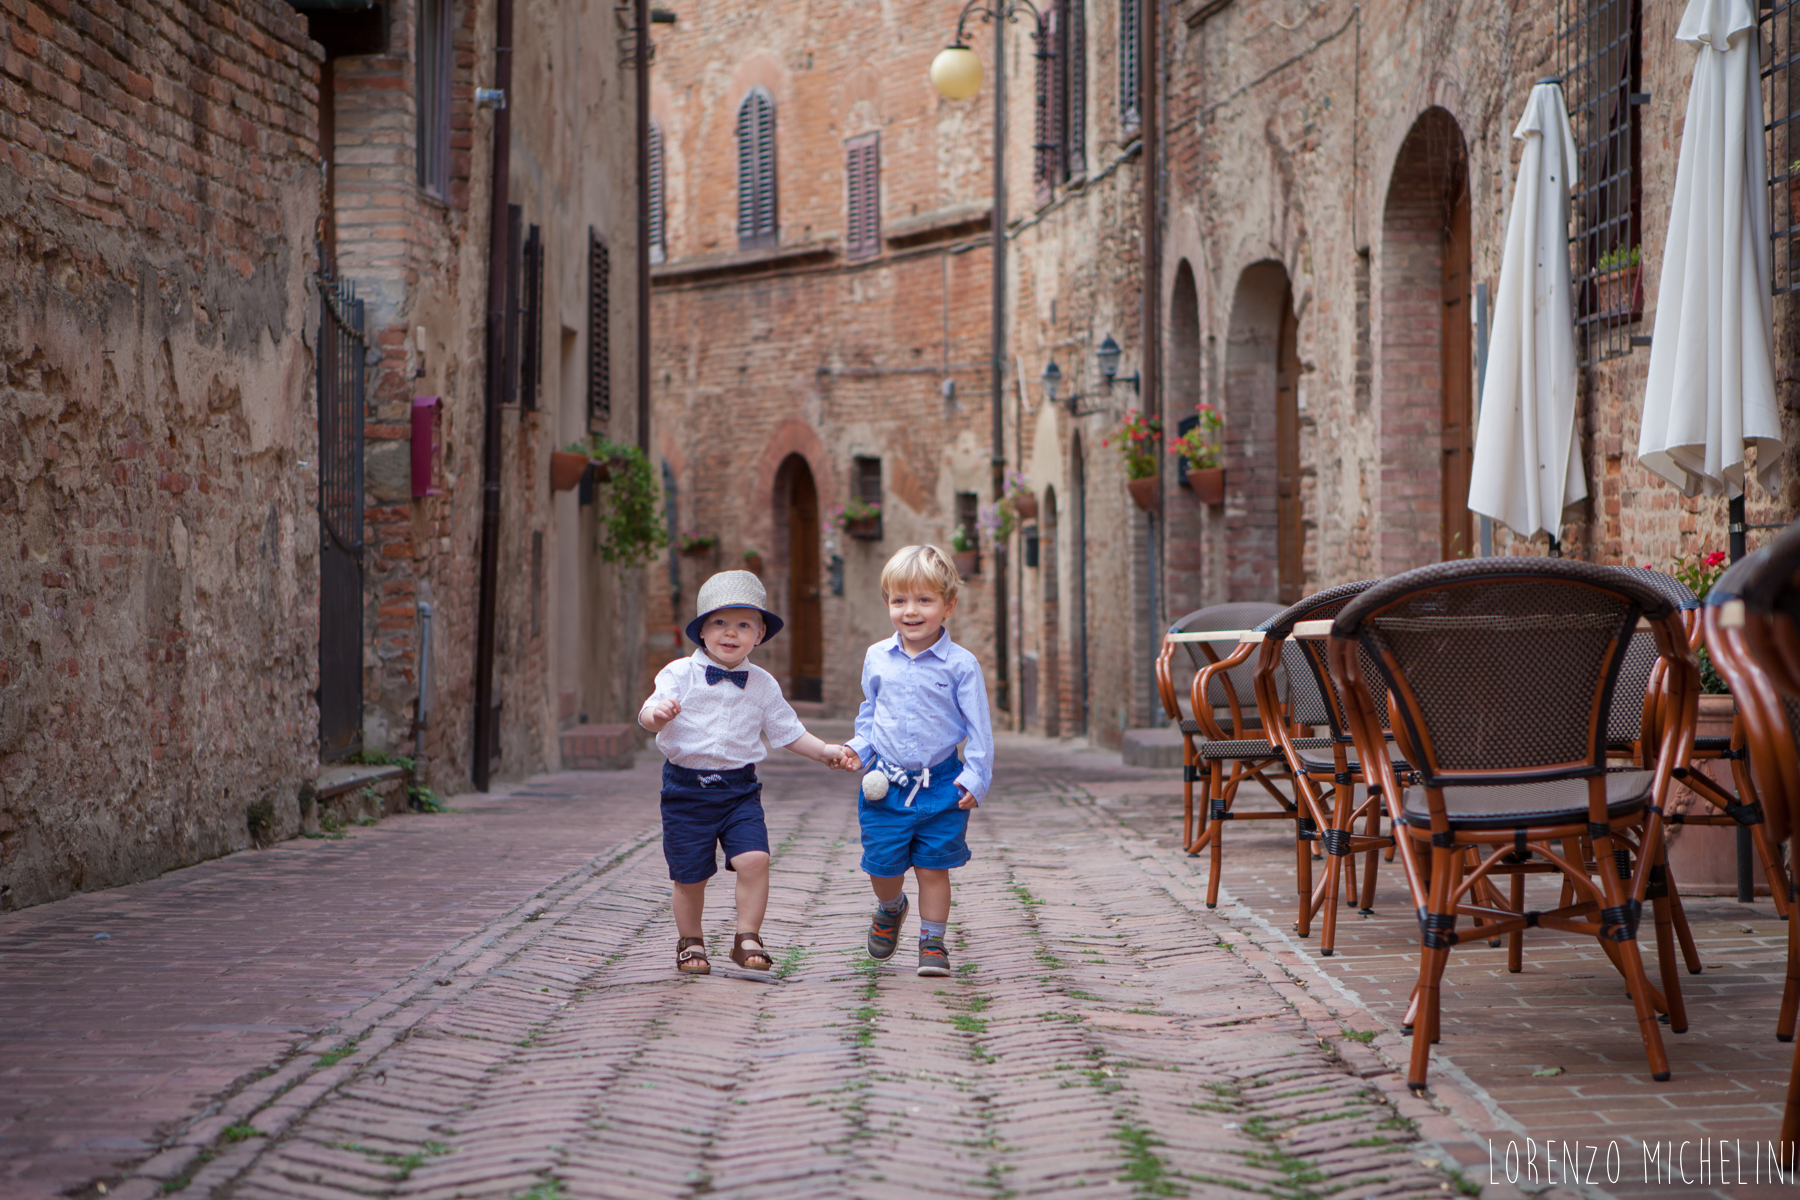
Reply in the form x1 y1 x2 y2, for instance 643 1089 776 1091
644 697 681 732
956 788 979 810
836 747 862 772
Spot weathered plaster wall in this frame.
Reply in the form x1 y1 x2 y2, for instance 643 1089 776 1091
0 0 321 908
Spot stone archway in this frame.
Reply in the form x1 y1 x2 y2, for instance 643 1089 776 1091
1223 260 1303 603
1377 107 1472 571
772 453 822 702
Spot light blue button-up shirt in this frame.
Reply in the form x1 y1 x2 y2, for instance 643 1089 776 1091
847 629 994 801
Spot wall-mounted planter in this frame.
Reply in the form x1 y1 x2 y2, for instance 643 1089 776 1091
550 451 589 492
1127 477 1162 513
953 549 979 578
1012 492 1039 521
678 538 717 558
1186 467 1225 506
843 514 883 540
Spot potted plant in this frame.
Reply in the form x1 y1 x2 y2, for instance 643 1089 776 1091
677 531 718 558
833 497 884 540
1169 403 1226 505
1003 469 1038 521
1596 244 1642 320
551 441 590 492
1105 409 1164 512
1673 549 1732 700
591 441 667 566
743 546 764 575
978 500 1015 550
949 524 979 578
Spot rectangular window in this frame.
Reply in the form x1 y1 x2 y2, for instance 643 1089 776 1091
1119 0 1140 130
520 223 543 410
502 204 522 406
846 134 880 260
850 455 884 539
1764 1 1800 295
416 0 452 197
1064 0 1087 175
587 228 611 429
530 530 543 639
1560 0 1643 365
955 491 980 572
1035 8 1057 195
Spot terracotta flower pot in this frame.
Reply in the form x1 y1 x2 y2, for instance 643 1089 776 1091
1663 693 1765 895
1127 476 1161 513
743 553 764 576
1011 492 1039 521
679 539 716 558
550 451 589 492
1187 466 1224 506
1597 265 1642 320
843 514 882 540
953 549 979 578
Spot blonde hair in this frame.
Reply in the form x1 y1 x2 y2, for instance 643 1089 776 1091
880 544 961 605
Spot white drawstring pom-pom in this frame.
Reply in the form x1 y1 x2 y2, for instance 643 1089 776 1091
861 770 890 801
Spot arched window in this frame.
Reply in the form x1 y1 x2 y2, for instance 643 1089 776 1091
1119 0 1140 128
736 87 778 249
648 119 666 264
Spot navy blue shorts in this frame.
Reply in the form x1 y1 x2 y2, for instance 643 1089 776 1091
660 762 770 885
859 755 971 876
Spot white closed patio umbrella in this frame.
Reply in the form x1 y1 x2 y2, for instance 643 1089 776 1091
1469 80 1587 540
1638 0 1783 499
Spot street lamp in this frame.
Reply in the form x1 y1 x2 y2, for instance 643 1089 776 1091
1040 358 1062 404
1096 334 1139 393
930 0 1047 720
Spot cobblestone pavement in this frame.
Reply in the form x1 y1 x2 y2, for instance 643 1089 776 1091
0 734 1527 1200
1096 766 1800 1200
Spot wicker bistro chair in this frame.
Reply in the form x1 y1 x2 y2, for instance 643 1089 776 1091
1706 549 1800 1050
1624 569 1792 924
1714 530 1800 1154
1252 581 1406 956
1155 603 1288 869
1326 558 1700 1091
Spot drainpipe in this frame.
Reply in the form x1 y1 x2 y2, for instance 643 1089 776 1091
636 0 652 455
471 0 514 791
990 18 1011 715
1139 0 1161 725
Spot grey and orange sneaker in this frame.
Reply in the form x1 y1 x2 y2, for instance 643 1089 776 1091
917 935 951 977
867 894 909 960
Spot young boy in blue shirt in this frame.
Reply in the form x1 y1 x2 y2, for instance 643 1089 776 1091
840 544 994 977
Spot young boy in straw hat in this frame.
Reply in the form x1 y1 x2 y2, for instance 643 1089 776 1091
639 569 854 975
836 544 993 977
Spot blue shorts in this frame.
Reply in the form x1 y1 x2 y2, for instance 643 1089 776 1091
859 755 972 876
660 762 770 885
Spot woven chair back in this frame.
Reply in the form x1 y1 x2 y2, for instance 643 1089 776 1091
1332 559 1677 787
1169 602 1286 713
1259 580 1383 741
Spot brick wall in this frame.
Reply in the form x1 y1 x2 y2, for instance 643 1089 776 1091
0 0 321 908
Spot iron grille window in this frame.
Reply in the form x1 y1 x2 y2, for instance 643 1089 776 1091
1035 8 1057 193
1119 0 1139 130
416 0 452 197
649 119 667 264
1765 0 1800 294
850 455 884 539
1560 0 1644 365
846 134 880 260
315 264 365 761
588 228 611 428
520 223 543 410
736 87 778 249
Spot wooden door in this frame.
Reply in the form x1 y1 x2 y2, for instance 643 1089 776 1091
1275 289 1303 604
1439 189 1473 561
787 461 823 702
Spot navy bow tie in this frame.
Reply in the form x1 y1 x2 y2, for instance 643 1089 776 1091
705 664 749 689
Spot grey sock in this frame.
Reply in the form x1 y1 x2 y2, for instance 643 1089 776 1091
919 918 947 943
879 893 907 916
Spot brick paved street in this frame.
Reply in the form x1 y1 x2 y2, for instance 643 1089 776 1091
1 735 1523 1200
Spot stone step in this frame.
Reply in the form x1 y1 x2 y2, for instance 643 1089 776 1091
1120 726 1185 769
560 723 636 770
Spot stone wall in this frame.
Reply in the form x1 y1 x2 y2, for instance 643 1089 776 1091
0 0 322 908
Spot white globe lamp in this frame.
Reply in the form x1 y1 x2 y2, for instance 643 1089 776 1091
931 45 984 101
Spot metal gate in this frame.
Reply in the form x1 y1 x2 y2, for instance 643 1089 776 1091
317 268 366 761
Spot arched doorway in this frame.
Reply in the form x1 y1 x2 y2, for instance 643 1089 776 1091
1379 108 1472 570
1040 486 1060 738
1224 260 1303 603
773 454 823 702
1170 260 1201 409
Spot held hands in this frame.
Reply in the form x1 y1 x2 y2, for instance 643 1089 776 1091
643 697 682 732
825 745 863 772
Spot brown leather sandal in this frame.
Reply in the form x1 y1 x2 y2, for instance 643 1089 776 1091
731 932 772 971
676 936 710 974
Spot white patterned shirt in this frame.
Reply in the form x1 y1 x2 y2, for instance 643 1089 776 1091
638 650 809 769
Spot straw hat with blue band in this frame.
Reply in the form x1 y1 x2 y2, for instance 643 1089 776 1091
685 570 786 647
